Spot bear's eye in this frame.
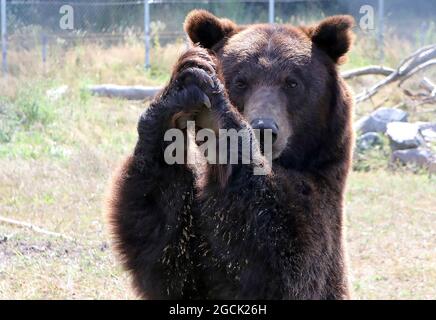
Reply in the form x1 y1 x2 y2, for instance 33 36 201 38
285 78 298 89
234 78 248 90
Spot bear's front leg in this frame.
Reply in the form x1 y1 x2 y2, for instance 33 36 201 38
170 61 269 189
106 47 221 299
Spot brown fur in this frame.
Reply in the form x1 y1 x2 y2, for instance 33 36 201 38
106 10 355 299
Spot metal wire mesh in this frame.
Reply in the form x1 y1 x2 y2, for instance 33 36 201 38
1 0 435 74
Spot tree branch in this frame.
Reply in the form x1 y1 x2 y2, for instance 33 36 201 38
0 215 74 241
398 59 436 87
419 77 436 96
341 65 395 79
355 45 436 103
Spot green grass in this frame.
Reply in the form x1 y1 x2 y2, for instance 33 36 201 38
0 79 142 160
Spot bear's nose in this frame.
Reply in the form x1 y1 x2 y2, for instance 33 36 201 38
250 118 279 146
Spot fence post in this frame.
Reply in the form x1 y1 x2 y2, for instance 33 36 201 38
144 0 150 69
269 0 275 24
378 0 384 63
1 0 7 75
42 33 47 72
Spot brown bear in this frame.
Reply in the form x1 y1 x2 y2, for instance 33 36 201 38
106 10 355 299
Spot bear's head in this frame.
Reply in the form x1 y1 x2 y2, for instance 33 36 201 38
185 10 354 167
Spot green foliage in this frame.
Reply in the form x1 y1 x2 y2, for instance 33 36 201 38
0 84 54 145
353 135 391 172
16 85 55 127
416 21 436 47
0 100 17 143
0 82 72 159
150 21 166 49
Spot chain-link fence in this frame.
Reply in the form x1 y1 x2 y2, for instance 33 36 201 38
1 0 436 76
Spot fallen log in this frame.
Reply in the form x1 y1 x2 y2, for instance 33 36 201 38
355 44 436 103
88 84 162 100
398 59 436 87
420 77 436 96
341 65 395 79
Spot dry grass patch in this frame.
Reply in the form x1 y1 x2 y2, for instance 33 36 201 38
0 159 434 299
346 170 436 299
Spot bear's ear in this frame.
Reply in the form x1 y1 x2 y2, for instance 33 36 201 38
306 15 355 64
184 10 238 50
